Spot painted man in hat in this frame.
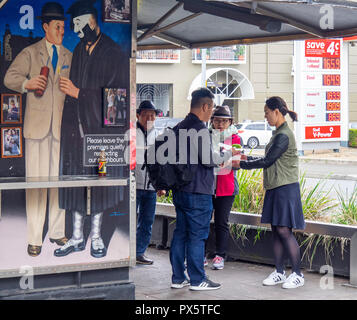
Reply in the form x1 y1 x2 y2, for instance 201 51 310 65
55 0 128 258
4 2 72 257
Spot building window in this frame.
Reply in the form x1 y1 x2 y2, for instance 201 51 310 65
192 45 246 64
136 84 172 117
136 50 180 63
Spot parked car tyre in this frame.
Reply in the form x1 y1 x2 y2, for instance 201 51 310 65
247 136 259 149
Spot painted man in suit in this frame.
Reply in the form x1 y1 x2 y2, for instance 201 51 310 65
4 2 72 257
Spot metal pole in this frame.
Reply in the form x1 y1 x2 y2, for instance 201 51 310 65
350 232 357 286
201 48 207 87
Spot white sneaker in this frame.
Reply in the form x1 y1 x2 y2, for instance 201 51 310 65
262 270 286 286
282 272 305 289
212 255 224 270
171 279 190 289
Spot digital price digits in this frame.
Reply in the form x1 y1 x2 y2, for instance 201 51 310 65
323 74 340 86
326 91 341 100
326 102 341 111
322 57 340 69
326 113 341 122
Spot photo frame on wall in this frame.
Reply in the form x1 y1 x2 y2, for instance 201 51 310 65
1 127 22 158
103 88 127 127
103 0 130 23
1 93 22 124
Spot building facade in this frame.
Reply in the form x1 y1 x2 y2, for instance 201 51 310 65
136 41 357 125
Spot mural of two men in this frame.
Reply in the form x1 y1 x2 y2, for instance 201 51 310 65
4 0 128 259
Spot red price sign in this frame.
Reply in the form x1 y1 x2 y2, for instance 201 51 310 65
323 74 340 86
326 91 341 100
305 39 340 58
305 125 341 139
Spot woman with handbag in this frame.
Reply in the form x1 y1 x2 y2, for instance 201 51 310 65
233 96 305 289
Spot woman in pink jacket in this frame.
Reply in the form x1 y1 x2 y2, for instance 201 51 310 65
209 106 241 270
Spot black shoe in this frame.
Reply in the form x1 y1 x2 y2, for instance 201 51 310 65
91 238 107 258
136 254 154 265
54 239 85 257
189 278 221 291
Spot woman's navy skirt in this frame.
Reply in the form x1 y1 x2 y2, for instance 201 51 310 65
261 182 305 230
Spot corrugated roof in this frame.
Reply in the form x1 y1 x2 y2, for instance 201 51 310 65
137 0 357 50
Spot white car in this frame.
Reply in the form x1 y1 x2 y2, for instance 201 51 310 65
349 122 357 129
235 121 273 149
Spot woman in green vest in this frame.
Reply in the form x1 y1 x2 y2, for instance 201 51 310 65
233 96 305 289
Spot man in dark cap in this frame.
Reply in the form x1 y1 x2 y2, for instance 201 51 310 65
135 101 165 264
4 2 72 257
55 0 128 258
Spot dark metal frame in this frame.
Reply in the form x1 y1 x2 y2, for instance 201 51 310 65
137 0 357 50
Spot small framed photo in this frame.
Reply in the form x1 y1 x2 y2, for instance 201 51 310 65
1 127 22 158
1 93 22 124
103 0 131 23
103 88 127 127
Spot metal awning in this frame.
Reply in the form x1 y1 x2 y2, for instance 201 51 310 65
137 0 357 50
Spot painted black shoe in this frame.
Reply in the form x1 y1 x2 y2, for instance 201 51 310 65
54 239 85 257
136 255 154 265
90 238 107 258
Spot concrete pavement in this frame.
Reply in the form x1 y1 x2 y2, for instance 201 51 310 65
130 148 357 301
130 247 357 300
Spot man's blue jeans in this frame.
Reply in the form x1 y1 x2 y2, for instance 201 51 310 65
170 191 213 286
136 190 157 257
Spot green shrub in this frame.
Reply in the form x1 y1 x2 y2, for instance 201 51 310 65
299 173 337 222
232 169 264 214
349 129 357 147
332 184 357 225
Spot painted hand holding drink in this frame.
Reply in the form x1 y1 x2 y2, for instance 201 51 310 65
34 66 49 97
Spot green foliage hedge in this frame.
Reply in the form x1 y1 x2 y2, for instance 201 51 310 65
349 129 357 148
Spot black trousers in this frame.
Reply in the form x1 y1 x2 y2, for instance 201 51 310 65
212 195 235 258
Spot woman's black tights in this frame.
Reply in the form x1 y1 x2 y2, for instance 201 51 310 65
271 226 302 276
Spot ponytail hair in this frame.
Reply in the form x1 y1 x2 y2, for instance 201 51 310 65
265 96 298 122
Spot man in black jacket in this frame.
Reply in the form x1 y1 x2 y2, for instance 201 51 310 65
170 88 238 291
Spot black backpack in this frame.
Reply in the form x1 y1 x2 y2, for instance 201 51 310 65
144 125 194 191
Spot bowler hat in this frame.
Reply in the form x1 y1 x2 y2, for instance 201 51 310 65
137 100 160 115
67 0 98 19
212 105 233 119
37 2 66 21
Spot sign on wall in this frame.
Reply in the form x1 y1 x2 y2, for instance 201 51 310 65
294 39 348 151
0 0 132 278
